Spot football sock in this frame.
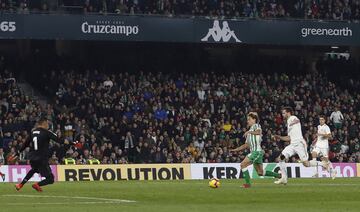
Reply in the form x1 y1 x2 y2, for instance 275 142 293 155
327 162 334 172
242 168 251 185
309 159 318 167
38 175 54 187
279 161 287 177
21 169 36 185
265 170 281 178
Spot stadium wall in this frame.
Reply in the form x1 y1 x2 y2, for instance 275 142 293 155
0 14 359 46
0 163 358 182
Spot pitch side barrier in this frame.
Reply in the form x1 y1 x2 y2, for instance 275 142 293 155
0 13 359 46
0 163 358 182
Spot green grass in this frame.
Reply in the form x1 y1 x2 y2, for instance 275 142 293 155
1 178 360 212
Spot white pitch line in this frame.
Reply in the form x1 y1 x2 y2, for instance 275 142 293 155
286 183 360 186
250 183 360 187
5 202 125 206
174 181 360 187
2 194 136 203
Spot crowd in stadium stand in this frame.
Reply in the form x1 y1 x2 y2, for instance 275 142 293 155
1 56 360 165
0 1 359 21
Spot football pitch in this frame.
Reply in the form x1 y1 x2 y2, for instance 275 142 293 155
1 178 360 212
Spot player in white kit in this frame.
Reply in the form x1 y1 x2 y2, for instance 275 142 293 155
272 107 310 185
310 115 337 179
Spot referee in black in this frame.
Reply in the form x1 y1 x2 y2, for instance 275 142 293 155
15 116 75 192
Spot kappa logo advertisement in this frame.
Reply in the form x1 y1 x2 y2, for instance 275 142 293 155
57 164 191 181
201 20 241 43
81 20 139 36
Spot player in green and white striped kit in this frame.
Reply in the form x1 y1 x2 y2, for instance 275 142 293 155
230 112 282 188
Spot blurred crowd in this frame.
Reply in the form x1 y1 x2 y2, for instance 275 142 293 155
1 56 360 166
0 0 360 21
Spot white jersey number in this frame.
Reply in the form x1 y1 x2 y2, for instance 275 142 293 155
33 137 38 150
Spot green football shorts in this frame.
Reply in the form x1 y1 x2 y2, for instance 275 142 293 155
247 151 264 164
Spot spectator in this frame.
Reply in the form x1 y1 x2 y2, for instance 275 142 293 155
154 106 167 120
0 0 359 22
0 148 5 165
349 120 358 139
6 147 18 165
1 54 360 165
330 107 344 129
197 86 206 101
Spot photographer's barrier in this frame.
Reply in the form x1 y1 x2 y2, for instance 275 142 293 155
0 163 358 182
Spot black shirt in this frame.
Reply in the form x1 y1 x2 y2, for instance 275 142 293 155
21 128 60 161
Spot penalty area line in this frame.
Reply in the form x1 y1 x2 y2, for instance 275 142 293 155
2 194 136 203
